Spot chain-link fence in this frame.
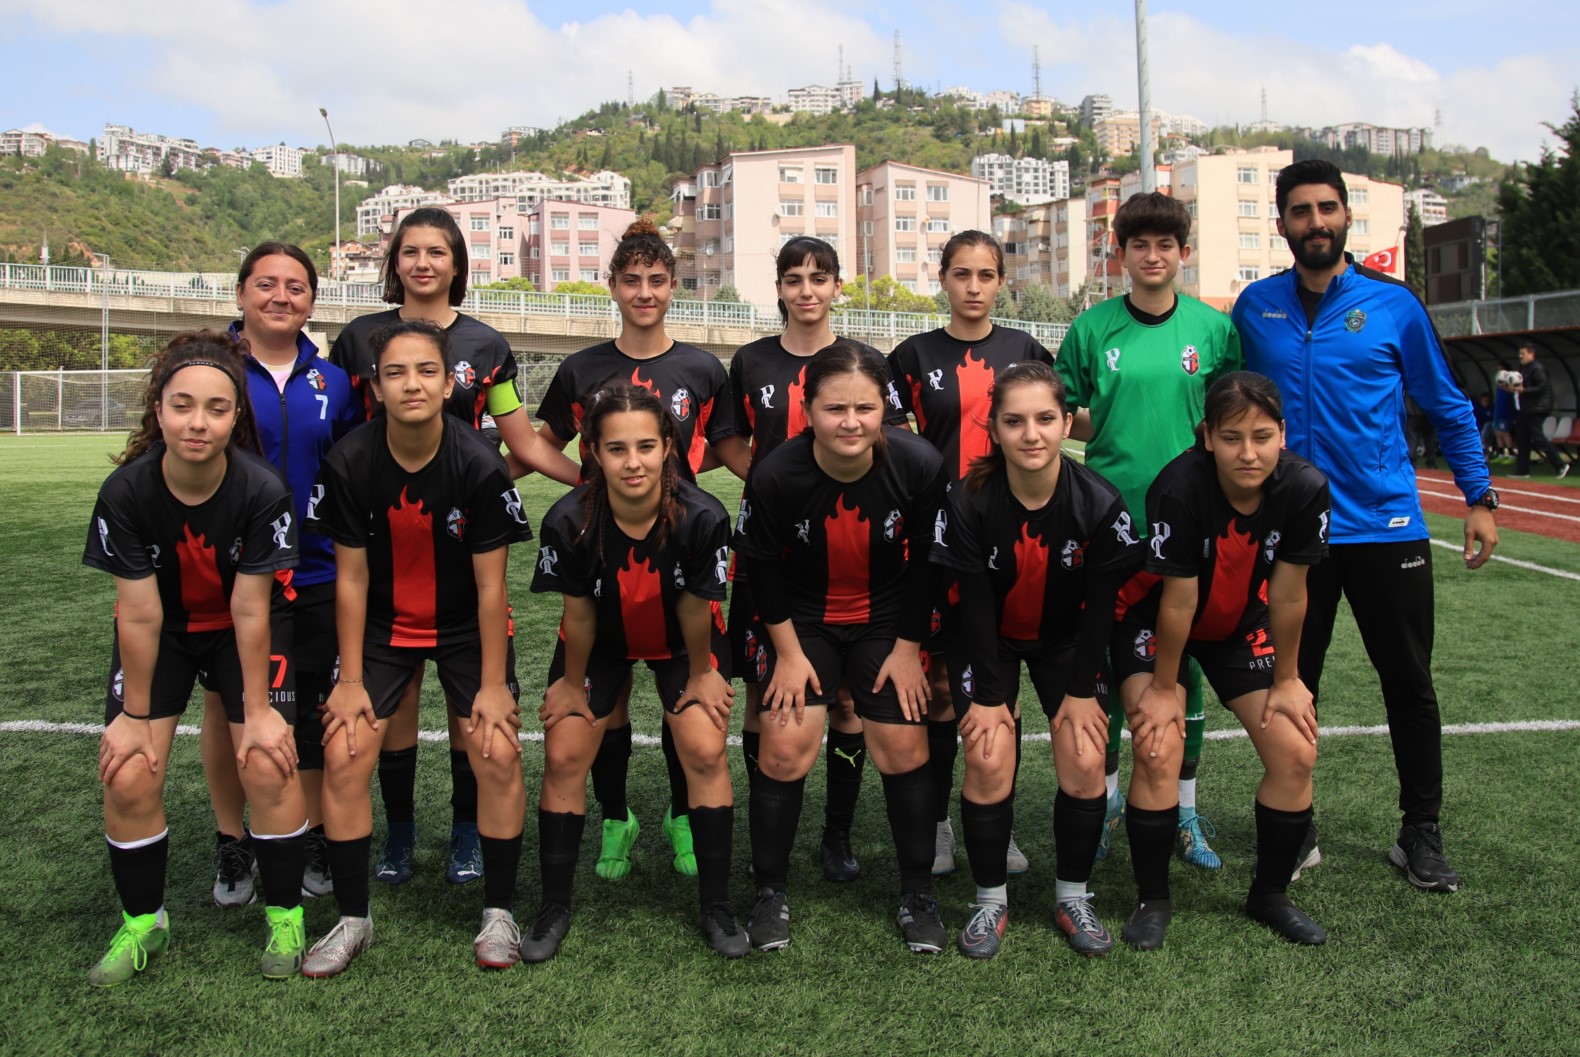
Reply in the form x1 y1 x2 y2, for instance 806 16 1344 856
1429 291 1580 338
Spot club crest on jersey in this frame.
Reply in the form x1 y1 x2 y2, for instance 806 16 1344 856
306 368 327 391
1061 538 1087 569
306 483 325 522
501 488 528 525
1133 628 1157 661
112 667 124 703
97 517 115 557
1263 530 1282 563
927 369 945 391
1112 511 1138 547
673 562 686 588
671 387 693 421
447 507 467 541
229 537 243 565
744 629 768 681
1150 521 1171 560
795 519 811 544
714 546 729 585
538 547 559 576
1105 347 1122 371
453 360 476 389
929 607 943 637
270 512 293 551
758 384 775 409
885 381 902 409
884 510 904 542
960 664 974 697
1181 345 1199 376
1345 309 1367 333
735 500 752 534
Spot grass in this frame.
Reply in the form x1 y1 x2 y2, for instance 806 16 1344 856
2 434 1578 1057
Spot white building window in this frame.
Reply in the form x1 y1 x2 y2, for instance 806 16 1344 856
531 246 540 259
498 226 514 241
901 279 917 292
860 188 874 205
578 215 598 230
469 216 489 231
780 200 804 217
699 171 719 188
551 268 570 283
895 216 917 232
1182 265 1199 285
551 241 569 256
1351 188 1368 206
1354 219 1369 234
814 167 838 184
897 248 917 263
472 244 491 259
1237 200 1258 217
581 269 600 282
861 221 874 236
1239 232 1260 249
816 201 838 217
578 241 598 256
780 166 803 183
498 252 514 267
1237 266 1261 282
698 204 721 220
927 185 949 202
1236 167 1258 184
927 219 949 234
550 214 570 230
895 184 917 201
529 220 541 235
927 249 942 264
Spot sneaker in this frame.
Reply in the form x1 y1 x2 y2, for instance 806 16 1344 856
1559 464 1572 480
663 808 698 877
896 892 947 953
88 911 170 986
302 915 374 978
699 902 750 959
1120 899 1173 950
302 829 333 898
1506 473 1531 479
1095 789 1125 861
474 907 522 969
1175 809 1223 870
375 821 415 885
1005 832 1030 876
1245 891 1327 945
1290 822 1321 883
931 819 956 877
261 904 305 979
1055 895 1114 956
596 813 640 881
747 887 791 951
819 828 860 883
519 902 572 963
956 902 1009 959
1388 822 1461 892
213 833 257 907
447 822 483 885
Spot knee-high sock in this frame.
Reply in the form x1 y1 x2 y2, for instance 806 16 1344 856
960 793 1012 890
378 746 417 824
538 810 585 908
926 719 958 823
689 804 734 910
823 728 865 834
1250 802 1312 898
1126 803 1177 902
107 831 168 918
661 721 690 820
881 765 936 895
589 724 632 822
749 773 805 890
1053 789 1106 885
449 750 478 826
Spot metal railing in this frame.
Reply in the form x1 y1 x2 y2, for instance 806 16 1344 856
1428 290 1580 338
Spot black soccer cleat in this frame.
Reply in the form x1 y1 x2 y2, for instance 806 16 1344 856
1120 899 1173 950
699 902 750 959
1245 892 1328 945
819 828 860 883
1389 822 1460 892
518 902 572 963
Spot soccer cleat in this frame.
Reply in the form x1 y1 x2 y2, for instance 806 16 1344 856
1558 463 1572 479
699 902 751 959
896 892 947 953
474 908 522 969
1095 789 1125 862
1389 822 1461 893
1005 832 1030 876
518 902 572 963
1120 899 1173 951
447 822 483 885
375 821 415 885
213 833 257 907
956 902 1009 959
301 915 373 978
1175 809 1223 870
663 808 698 877
1290 823 1322 883
819 828 860 883
1055 895 1115 956
595 812 640 881
88 911 170 987
260 904 305 979
931 818 956 877
1506 473 1531 479
747 887 791 952
301 829 333 898
1246 892 1328 945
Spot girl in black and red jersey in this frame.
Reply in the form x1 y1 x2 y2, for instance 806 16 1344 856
735 341 949 955
933 362 1140 960
535 218 741 884
520 382 745 961
303 320 534 977
724 236 883 884
333 208 575 896
84 331 308 985
1109 371 1330 950
886 230 1054 878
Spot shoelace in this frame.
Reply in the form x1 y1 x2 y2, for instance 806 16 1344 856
477 914 521 947
107 923 156 971
217 841 252 881
704 904 741 935
1063 896 1105 934
1184 813 1218 840
266 915 304 954
313 918 360 954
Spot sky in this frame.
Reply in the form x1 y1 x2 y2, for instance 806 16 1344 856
2 0 1575 165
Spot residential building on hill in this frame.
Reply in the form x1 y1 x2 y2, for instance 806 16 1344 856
447 169 631 210
356 183 454 236
856 161 991 297
971 153 1070 204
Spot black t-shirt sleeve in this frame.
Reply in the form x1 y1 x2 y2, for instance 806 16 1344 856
83 473 153 579
930 487 983 572
530 508 589 597
1089 492 1143 572
1144 486 1202 578
724 354 752 440
466 457 535 553
680 502 731 601
237 474 299 574
1275 465 1331 566
537 362 579 441
884 345 916 423
703 359 735 445
311 446 368 548
731 473 782 561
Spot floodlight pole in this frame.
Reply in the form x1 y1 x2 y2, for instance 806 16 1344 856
1136 0 1156 193
319 107 343 306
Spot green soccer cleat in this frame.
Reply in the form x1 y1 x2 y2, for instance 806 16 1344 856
261 904 305 979
595 812 640 881
88 911 170 987
1095 788 1125 862
663 808 697 878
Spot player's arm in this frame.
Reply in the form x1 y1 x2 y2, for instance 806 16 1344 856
709 434 753 480
1069 408 1094 442
231 570 296 775
677 591 733 729
496 408 580 485
323 543 377 754
543 593 597 730
101 576 163 783
1132 574 1194 756
1263 560 1317 743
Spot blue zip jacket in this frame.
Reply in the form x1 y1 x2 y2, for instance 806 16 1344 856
230 322 362 585
1233 258 1489 545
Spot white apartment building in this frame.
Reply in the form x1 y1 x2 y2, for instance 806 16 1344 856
253 144 308 178
98 124 206 174
391 196 633 290
942 86 984 109
786 82 865 115
856 161 991 297
992 194 1088 302
446 170 631 210
356 183 454 236
1405 187 1450 226
1080 94 1113 129
983 90 1022 114
971 153 1070 204
328 152 373 177
1314 123 1432 154
0 128 85 156
500 126 545 148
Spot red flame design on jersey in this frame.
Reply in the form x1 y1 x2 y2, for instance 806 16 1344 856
388 487 437 647
1113 569 1162 623
630 367 660 397
1193 522 1259 641
176 525 229 631
617 551 669 659
786 365 808 441
956 350 996 479
686 397 712 476
1000 523 1048 640
823 496 871 624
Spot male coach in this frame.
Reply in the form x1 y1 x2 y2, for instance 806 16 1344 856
1506 343 1570 480
1233 159 1498 894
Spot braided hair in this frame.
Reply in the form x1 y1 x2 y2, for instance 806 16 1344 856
576 381 685 563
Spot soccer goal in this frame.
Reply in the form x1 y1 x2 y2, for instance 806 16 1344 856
3 369 148 434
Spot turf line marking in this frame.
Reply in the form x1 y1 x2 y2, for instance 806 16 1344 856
1427 537 1580 581
1419 487 1580 524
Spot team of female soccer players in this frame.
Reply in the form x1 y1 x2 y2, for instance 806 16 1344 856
85 218 1331 986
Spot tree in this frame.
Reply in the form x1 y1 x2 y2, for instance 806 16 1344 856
552 280 610 297
1403 201 1426 301
837 275 939 314
481 277 535 291
713 284 742 303
1016 283 1078 324
1496 95 1580 296
993 287 1018 318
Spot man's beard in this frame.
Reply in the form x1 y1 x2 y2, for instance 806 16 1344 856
1290 224 1348 271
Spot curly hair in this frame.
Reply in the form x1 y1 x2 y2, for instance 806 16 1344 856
115 330 260 465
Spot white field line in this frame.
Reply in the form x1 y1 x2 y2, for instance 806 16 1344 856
1426 537 1580 581
1418 475 1580 506
1419 486 1580 524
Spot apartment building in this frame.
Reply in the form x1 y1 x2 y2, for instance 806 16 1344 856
1405 187 1449 226
786 82 864 115
1079 94 1113 129
98 124 205 174
971 153 1070 204
1 128 87 157
994 194 1089 303
328 152 374 177
356 183 454 236
1314 122 1432 155
253 144 308 178
447 170 631 210
856 161 991 297
500 126 545 148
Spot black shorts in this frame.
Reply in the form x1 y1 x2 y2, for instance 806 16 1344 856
1109 620 1276 706
199 586 327 726
362 636 520 720
925 582 956 658
728 579 769 685
948 634 1109 719
107 619 293 725
547 626 729 720
758 621 918 725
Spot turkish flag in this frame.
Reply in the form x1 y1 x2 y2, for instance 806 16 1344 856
1363 247 1399 273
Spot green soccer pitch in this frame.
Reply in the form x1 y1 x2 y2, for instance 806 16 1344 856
2 434 1578 1057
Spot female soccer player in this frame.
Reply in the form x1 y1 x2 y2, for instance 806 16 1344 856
203 242 360 909
735 341 949 954
302 320 533 976
331 207 575 892
85 331 308 984
535 218 739 882
1111 372 1329 949
521 382 744 960
934 362 1139 959
723 236 876 883
885 230 1053 876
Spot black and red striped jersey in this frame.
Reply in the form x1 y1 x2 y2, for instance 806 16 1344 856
536 340 732 480
1114 446 1330 641
310 415 533 648
84 444 299 633
885 325 1054 484
330 309 520 429
724 335 889 461
733 428 946 630
530 480 730 661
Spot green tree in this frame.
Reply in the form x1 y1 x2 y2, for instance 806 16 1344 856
838 275 939 314
1403 201 1426 300
1496 95 1580 296
481 277 536 291
993 287 1018 318
713 284 742 303
552 280 611 297
1016 283 1079 324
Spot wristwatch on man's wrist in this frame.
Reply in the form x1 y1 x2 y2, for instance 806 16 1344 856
1470 487 1500 511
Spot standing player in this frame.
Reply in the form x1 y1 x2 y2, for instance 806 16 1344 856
723 236 876 883
736 342 949 954
886 230 1053 877
1234 160 1497 891
934 362 1139 959
331 207 576 893
302 320 533 976
521 383 746 961
1056 191 1244 873
86 331 308 984
1111 372 1330 948
535 218 740 882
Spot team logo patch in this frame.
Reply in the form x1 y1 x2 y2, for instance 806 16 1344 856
1319 510 1331 543
673 561 686 588
306 483 325 522
270 512 293 551
744 628 768 682
1112 511 1138 547
960 664 974 697
1263 529 1282 564
926 369 945 391
933 509 948 546
453 360 476 389
501 488 528 525
885 381 902 410
1344 309 1367 333
671 386 693 421
97 517 115 557
229 537 243 565
592 578 602 598
884 510 904 542
1181 345 1199 376
1105 347 1122 371
795 519 811 544
447 507 467 541
735 500 751 534
1061 538 1087 569
714 546 729 585
987 545 999 570
537 547 559 576
929 607 943 637
1150 521 1172 560
146 544 162 569
1133 628 1157 661
306 368 327 392
112 667 124 703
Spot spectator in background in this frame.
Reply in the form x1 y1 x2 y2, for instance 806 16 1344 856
1491 364 1518 462
1472 392 1493 456
1507 344 1569 480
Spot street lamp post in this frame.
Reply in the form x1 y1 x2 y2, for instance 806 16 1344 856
319 107 343 306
